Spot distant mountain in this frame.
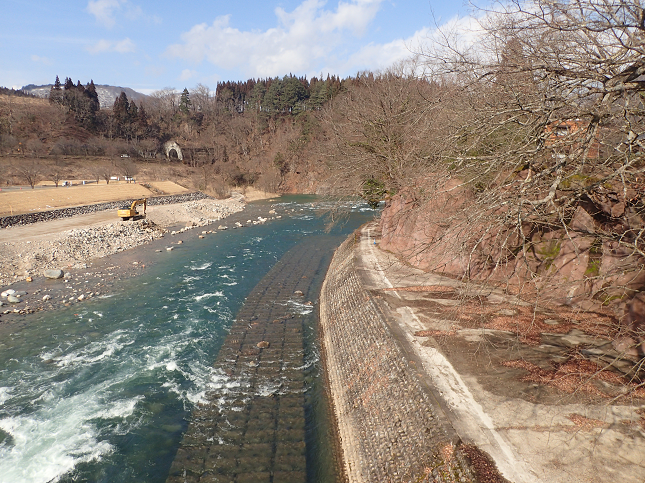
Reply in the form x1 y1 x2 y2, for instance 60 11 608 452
20 84 149 108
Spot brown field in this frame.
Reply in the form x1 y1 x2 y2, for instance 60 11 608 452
0 94 49 108
146 181 190 195
0 180 189 217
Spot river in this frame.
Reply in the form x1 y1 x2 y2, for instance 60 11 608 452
0 195 374 483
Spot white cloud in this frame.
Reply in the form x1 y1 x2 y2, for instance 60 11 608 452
30 54 53 65
164 1 488 79
86 0 150 28
165 0 385 78
334 15 486 75
87 38 135 54
86 0 125 28
179 69 197 81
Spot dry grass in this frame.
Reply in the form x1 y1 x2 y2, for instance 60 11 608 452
383 285 457 293
0 182 153 216
439 302 619 345
566 413 607 431
146 181 189 195
502 355 645 398
460 445 510 483
0 94 49 108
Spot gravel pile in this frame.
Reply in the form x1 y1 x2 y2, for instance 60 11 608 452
0 191 210 229
0 219 166 286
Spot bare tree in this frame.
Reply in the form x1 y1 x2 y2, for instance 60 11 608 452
320 69 453 203
192 83 216 117
117 158 139 181
25 138 46 156
99 163 113 184
401 0 645 291
88 163 104 185
48 160 67 187
13 159 43 188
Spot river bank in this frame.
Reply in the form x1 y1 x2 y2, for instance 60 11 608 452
320 222 645 483
0 193 287 324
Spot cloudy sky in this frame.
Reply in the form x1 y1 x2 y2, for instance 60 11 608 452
2 0 475 94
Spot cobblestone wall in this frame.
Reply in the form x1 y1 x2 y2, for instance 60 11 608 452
320 236 475 483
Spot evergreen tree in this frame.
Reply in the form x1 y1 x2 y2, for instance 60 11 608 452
282 75 307 114
112 91 130 138
49 75 63 104
249 82 266 111
129 101 138 122
180 88 191 114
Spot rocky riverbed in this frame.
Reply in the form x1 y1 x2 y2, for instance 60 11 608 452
0 196 246 286
0 195 254 319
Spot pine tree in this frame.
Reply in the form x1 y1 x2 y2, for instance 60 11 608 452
49 75 63 104
112 91 130 138
180 88 191 114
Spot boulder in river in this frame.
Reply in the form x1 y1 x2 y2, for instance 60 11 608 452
1 289 15 297
7 295 21 303
44 269 64 279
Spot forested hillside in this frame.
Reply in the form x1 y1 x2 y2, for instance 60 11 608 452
0 74 352 195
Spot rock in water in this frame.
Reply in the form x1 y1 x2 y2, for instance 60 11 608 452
7 295 21 303
44 269 64 279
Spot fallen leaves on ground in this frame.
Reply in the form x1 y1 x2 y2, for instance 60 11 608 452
502 354 645 398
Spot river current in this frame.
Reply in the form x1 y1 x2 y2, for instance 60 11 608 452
0 196 374 483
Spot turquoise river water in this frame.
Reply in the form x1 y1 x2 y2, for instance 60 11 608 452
0 196 374 483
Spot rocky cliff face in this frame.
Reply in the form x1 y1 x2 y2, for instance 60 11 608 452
379 179 645 352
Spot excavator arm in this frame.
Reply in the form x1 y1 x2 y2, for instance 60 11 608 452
117 198 147 220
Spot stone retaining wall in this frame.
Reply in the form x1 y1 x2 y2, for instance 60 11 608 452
0 191 210 228
320 234 475 483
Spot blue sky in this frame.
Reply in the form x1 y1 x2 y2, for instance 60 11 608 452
2 0 473 94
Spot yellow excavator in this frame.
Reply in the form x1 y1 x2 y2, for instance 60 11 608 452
118 198 147 221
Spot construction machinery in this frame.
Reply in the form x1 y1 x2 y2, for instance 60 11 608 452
118 198 147 221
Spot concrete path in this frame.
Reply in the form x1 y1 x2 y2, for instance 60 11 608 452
353 222 645 483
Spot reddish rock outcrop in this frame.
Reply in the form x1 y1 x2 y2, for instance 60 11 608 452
379 178 645 339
